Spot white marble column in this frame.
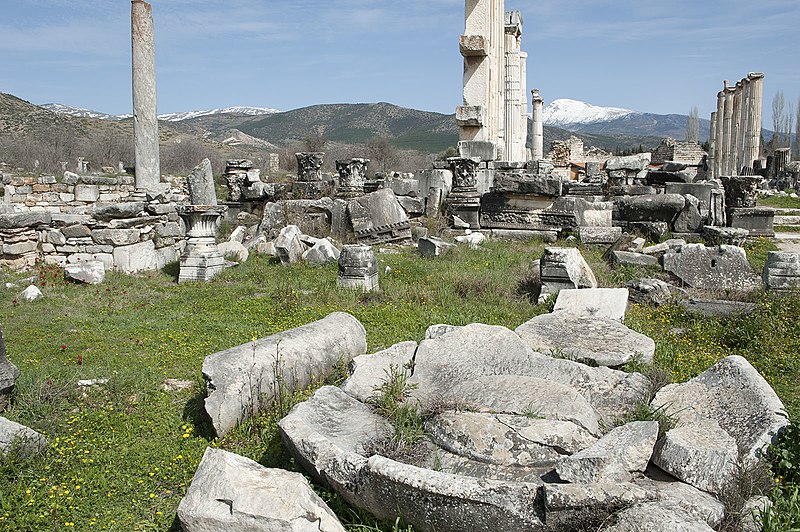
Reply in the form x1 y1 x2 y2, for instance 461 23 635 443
531 89 544 160
722 82 735 176
745 73 765 169
709 111 717 176
714 87 726 178
519 51 529 160
730 81 743 175
503 11 524 162
131 0 160 192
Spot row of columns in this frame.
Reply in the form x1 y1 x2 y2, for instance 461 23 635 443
710 73 764 178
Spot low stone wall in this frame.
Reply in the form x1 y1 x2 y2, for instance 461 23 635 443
1 172 187 273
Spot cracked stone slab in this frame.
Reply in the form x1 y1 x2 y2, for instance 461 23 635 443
177 447 346 532
556 421 658 483
515 311 655 366
340 341 417 403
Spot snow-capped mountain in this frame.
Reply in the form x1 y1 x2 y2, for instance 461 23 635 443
40 103 281 122
543 99 638 127
157 106 281 122
40 103 122 121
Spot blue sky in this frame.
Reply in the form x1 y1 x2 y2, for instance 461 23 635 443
1 0 799 126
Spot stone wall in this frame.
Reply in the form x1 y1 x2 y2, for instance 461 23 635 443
1 171 186 273
651 139 707 166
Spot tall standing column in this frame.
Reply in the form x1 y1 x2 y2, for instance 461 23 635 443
503 11 524 162
531 89 544 160
519 51 529 160
714 87 726 178
722 82 735 176
708 111 717 177
131 0 160 192
730 81 743 175
738 77 751 171
745 73 765 169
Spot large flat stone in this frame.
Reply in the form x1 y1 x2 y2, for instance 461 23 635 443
204 313 367 436
340 341 417 403
0 417 46 456
651 355 789 462
605 501 716 531
177 448 346 532
553 288 629 320
515 312 655 366
662 244 761 291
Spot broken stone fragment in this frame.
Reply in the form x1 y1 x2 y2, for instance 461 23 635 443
556 421 658 483
273 225 306 264
553 288 629 320
662 244 761 292
177 447 346 532
0 324 20 412
0 417 46 457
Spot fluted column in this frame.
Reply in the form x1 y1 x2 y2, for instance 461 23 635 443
745 73 765 169
714 88 726 178
722 82 735 176
531 89 544 160
730 81 743 175
709 111 717 176
131 0 160 192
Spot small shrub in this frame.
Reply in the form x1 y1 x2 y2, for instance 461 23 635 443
769 424 800 485
367 365 427 462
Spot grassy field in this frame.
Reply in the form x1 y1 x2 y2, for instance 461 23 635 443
0 238 797 531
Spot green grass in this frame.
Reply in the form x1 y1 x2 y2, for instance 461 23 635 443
759 195 800 209
0 238 798 531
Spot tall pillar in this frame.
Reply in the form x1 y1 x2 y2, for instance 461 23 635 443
708 111 717 176
457 0 505 161
503 11 524 163
531 89 544 160
714 87 726 178
519 51 529 160
738 77 752 171
722 82 735 176
131 0 160 192
745 73 765 169
730 81 743 175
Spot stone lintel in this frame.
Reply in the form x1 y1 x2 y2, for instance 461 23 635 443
456 105 486 127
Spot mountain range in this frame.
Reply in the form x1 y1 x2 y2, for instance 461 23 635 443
34 98 704 154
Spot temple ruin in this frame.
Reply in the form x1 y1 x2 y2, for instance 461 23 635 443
131 0 161 193
709 73 764 178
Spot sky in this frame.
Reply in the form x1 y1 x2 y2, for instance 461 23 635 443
1 0 799 126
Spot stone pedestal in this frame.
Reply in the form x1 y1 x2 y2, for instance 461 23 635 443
177 205 226 283
729 207 775 237
445 157 482 228
721 175 760 225
223 160 257 203
295 152 325 197
337 245 378 291
336 158 370 199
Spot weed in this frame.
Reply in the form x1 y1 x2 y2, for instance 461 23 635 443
717 458 775 532
613 403 676 440
367 365 427 462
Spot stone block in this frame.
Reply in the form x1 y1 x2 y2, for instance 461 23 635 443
91 228 141 246
554 288 630 320
610 251 659 268
113 240 160 273
455 106 486 127
74 184 100 202
662 244 760 291
418 236 456 258
64 261 105 285
578 226 622 245
459 34 489 56
458 140 496 161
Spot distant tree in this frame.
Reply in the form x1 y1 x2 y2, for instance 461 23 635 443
435 146 458 161
303 132 327 153
366 137 398 174
687 106 700 143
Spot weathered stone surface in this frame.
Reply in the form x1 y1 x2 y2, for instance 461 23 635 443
274 225 306 265
544 482 653 527
450 375 601 435
218 241 249 263
578 226 622 245
337 245 378 291
74 184 100 202
92 202 146 220
491 172 562 196
742 496 771 532
0 325 19 412
340 341 417 402
186 158 218 206
606 153 652 171
606 501 715 531
556 421 658 483
177 447 346 532
361 455 544 531
0 416 46 456
652 421 738 495
538 247 597 303
424 324 461 340
204 313 367 436
0 212 52 229
702 226 749 246
610 250 660 268
673 194 703 233
625 278 674 306
515 312 655 366
302 239 340 266
429 412 597 467
19 285 43 302
662 244 761 291
397 195 426 215
618 194 686 223
553 288 629 320
763 251 800 291
91 229 141 246
347 189 411 245
64 261 105 285
62 224 92 238
278 386 391 506
418 237 456 258
454 231 486 249
113 240 162 274
681 298 755 317
651 355 789 462
634 476 726 528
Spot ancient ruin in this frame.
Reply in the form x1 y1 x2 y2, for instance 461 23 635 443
709 73 764 178
131 0 161 193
